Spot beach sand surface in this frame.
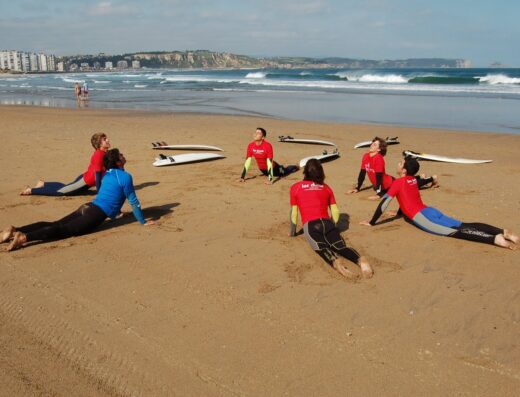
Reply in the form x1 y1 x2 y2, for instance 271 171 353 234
0 106 519 396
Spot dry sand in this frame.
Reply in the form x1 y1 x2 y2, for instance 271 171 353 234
0 105 519 396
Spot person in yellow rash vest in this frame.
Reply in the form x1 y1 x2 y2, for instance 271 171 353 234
289 159 373 279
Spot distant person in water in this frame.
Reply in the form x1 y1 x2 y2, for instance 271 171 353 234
82 81 89 99
75 82 81 100
360 157 518 249
238 127 299 185
290 159 373 279
21 133 110 196
348 137 438 200
2 148 154 252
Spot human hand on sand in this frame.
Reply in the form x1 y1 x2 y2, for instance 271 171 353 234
347 188 358 194
359 220 372 227
367 195 380 201
144 220 155 226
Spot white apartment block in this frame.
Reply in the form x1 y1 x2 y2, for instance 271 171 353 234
0 50 57 72
132 60 140 69
105 61 113 69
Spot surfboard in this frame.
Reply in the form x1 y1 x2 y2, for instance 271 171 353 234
299 149 340 168
153 153 225 167
403 150 492 164
278 135 336 146
354 137 400 149
151 142 224 151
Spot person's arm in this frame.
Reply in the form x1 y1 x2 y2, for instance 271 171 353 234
95 171 102 191
289 205 298 236
348 169 366 193
368 194 393 225
122 174 147 224
240 157 252 180
330 204 340 225
266 158 274 182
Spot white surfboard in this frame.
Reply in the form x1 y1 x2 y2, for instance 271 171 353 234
354 137 400 149
403 150 492 164
278 135 336 146
299 149 340 168
153 153 225 167
151 142 223 151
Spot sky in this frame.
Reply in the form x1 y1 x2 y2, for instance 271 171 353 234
1 0 519 67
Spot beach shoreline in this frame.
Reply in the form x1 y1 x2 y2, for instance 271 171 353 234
1 105 519 396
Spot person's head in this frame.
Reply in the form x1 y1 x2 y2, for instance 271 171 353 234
103 148 126 170
254 127 267 141
369 136 388 156
398 156 420 176
91 133 110 150
303 159 325 185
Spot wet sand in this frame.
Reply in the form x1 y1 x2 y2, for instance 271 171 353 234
1 105 519 396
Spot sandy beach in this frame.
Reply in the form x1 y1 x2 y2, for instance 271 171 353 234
1 105 519 396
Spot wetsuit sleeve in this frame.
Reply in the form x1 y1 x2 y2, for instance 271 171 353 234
240 157 252 179
330 204 340 224
369 194 393 225
355 169 366 191
122 174 146 224
290 206 298 236
95 171 102 191
375 172 384 195
266 158 274 181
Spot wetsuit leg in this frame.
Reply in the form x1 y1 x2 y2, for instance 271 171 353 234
416 176 433 189
19 203 106 242
450 223 503 245
30 175 89 196
304 219 360 265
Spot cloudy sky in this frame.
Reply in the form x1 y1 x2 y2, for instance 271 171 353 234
1 0 518 66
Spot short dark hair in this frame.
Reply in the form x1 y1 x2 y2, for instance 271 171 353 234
256 127 267 137
103 148 121 170
403 157 420 176
372 136 388 156
303 159 325 185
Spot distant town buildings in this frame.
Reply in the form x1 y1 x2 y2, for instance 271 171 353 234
0 50 56 72
105 61 113 70
117 60 128 69
132 60 141 69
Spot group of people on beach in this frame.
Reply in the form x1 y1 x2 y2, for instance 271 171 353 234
2 128 518 281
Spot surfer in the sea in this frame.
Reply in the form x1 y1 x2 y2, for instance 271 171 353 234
290 159 374 279
238 127 299 184
2 149 155 251
360 156 518 249
20 133 110 196
348 137 438 199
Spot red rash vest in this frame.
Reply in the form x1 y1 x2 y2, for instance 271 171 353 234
361 152 393 190
83 149 105 186
290 180 336 225
246 140 273 170
386 175 427 219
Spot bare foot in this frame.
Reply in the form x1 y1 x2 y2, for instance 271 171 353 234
35 180 44 188
20 187 32 196
503 229 519 244
6 232 27 251
359 256 374 278
332 260 359 280
494 234 515 250
1 226 16 243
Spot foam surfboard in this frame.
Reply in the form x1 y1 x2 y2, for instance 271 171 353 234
278 135 336 146
403 150 492 164
153 153 225 167
299 149 340 168
354 137 400 149
151 142 223 151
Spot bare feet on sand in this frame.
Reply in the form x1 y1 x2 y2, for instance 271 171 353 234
6 232 27 251
35 180 44 189
359 256 374 278
1 226 16 243
503 229 519 244
332 260 359 280
20 186 32 196
494 234 516 250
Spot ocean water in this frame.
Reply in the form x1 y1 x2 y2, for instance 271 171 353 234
1 67 519 134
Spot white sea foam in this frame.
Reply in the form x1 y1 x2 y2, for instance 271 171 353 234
245 72 267 79
161 76 238 83
93 80 110 84
335 73 408 84
478 74 520 85
134 84 148 88
299 72 312 76
61 77 85 83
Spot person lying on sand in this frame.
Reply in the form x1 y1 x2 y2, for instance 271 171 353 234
238 127 299 185
21 133 110 196
3 149 154 251
348 136 438 200
290 159 373 279
360 156 518 249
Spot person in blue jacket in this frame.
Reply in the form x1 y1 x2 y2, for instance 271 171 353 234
2 148 154 251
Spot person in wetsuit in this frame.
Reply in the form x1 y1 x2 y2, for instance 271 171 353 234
290 159 374 279
348 136 438 200
21 133 111 196
2 148 154 251
238 127 298 184
360 157 518 249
